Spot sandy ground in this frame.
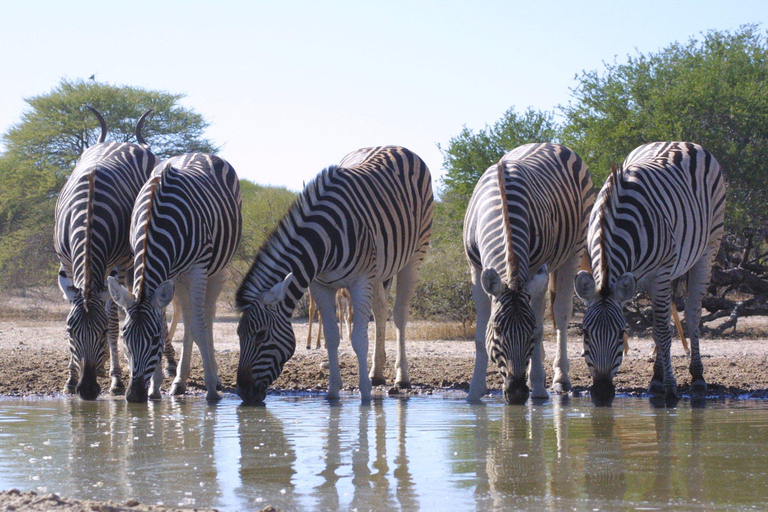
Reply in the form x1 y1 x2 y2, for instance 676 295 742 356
1 292 768 511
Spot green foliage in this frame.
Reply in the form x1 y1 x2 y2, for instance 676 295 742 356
561 24 768 232
0 78 219 289
439 107 560 205
225 181 297 300
412 199 474 327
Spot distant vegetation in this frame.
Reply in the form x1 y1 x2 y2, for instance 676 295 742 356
2 26 768 330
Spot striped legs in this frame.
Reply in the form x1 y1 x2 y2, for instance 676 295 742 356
551 255 579 393
163 296 180 378
527 269 548 400
468 266 490 401
106 298 125 395
648 274 677 400
685 249 715 397
311 283 344 399
391 261 419 388
369 282 389 386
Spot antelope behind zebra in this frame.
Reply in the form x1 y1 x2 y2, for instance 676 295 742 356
108 153 242 402
54 106 157 400
236 146 433 404
463 143 594 404
575 142 726 406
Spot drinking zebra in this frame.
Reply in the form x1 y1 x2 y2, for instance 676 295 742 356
463 143 594 404
108 153 242 402
575 142 726 405
54 106 156 399
236 145 433 404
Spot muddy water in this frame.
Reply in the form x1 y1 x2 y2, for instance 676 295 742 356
0 395 767 510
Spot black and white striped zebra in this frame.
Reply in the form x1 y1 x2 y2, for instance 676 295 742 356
108 153 242 402
54 107 156 400
574 142 726 405
464 143 594 404
235 146 433 404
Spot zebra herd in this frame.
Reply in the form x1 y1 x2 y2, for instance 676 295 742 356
55 107 725 406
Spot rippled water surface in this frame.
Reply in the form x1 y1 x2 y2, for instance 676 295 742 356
0 394 767 510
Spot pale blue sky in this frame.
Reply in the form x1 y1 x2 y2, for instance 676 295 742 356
2 1 767 192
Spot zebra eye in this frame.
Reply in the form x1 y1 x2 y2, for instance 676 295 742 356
618 329 626 341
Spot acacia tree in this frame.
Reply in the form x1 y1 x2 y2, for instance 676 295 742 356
0 78 219 288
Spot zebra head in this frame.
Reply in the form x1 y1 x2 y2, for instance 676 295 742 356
482 265 549 405
236 273 296 405
107 276 174 403
575 270 636 406
59 272 110 400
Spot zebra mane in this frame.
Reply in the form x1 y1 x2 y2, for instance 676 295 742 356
497 160 520 290
82 169 96 311
135 165 168 301
598 164 620 297
235 166 331 310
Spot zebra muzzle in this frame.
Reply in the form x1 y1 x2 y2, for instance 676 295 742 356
76 365 101 401
591 375 616 407
125 376 149 403
503 376 529 405
236 368 267 405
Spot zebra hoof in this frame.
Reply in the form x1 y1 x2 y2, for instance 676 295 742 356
206 390 221 402
216 381 223 392
648 380 665 396
691 379 708 398
395 380 411 389
171 382 186 396
370 377 387 387
110 380 126 396
149 390 162 400
64 383 77 395
552 382 572 393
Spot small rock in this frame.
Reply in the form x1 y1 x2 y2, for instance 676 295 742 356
125 498 140 507
388 387 400 396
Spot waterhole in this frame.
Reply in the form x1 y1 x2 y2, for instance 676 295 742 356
0 394 766 510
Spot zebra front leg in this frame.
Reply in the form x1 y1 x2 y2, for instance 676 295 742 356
163 296 180 379
148 356 163 400
686 252 714 397
180 271 221 402
467 268 490 401
64 354 78 394
527 266 549 400
170 281 195 396
107 299 125 395
649 279 677 402
349 281 374 401
202 272 225 392
369 282 389 386
551 256 579 393
312 284 342 399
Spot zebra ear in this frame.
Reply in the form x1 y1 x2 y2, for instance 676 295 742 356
481 268 506 298
58 271 77 302
574 271 596 302
151 280 175 310
525 265 549 297
613 272 636 303
107 275 135 310
261 273 294 306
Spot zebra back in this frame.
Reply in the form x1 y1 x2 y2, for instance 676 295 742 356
237 145 433 312
131 153 242 300
588 141 726 291
55 142 157 299
464 143 594 282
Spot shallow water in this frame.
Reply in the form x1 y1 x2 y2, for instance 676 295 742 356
0 394 767 511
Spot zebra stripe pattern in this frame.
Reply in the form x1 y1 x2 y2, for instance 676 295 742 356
464 143 594 404
575 141 726 405
54 109 156 399
236 145 433 404
108 153 242 402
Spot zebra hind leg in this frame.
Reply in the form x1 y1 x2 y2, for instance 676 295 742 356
163 296 181 378
685 253 713 398
64 354 78 394
107 300 125 395
369 282 389 386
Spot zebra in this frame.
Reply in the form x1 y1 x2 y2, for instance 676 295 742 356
54 106 157 400
574 142 726 405
463 143 594 404
107 153 242 402
235 145 433 404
